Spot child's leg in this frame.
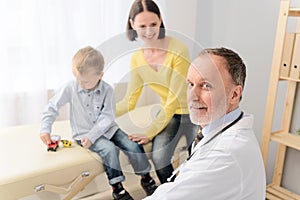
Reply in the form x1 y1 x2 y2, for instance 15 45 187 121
88 137 125 185
111 129 157 196
88 137 133 199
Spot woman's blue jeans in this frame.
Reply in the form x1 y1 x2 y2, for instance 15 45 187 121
151 114 198 184
83 129 151 185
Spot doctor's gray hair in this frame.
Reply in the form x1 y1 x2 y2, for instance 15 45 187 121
199 47 246 89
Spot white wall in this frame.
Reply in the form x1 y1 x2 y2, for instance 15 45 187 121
195 0 279 139
164 0 197 39
194 0 300 194
164 0 200 59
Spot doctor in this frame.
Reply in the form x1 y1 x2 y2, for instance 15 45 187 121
144 47 266 200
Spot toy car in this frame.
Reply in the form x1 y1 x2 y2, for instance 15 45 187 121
61 139 72 147
47 141 59 152
47 135 61 152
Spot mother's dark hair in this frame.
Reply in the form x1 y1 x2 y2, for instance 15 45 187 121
126 0 165 41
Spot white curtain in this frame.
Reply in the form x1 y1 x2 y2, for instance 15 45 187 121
0 0 135 128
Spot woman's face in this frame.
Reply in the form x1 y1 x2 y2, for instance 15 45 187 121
130 11 162 43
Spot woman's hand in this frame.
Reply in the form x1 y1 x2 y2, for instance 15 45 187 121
128 134 150 145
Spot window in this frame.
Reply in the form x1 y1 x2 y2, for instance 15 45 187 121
0 0 146 127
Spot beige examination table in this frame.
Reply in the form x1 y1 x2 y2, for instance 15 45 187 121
0 119 105 200
0 104 187 200
0 105 166 200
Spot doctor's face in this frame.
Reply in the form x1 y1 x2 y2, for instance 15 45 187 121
187 54 237 127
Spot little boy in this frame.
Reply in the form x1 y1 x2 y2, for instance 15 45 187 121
40 46 157 200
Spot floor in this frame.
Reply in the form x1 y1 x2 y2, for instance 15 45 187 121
78 171 160 200
77 151 188 200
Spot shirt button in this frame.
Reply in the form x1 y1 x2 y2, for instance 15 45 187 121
86 104 89 107
93 121 95 123
97 106 100 109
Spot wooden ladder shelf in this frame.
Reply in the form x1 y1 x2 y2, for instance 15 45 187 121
261 0 300 199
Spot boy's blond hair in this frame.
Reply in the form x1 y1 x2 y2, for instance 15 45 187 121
72 46 104 75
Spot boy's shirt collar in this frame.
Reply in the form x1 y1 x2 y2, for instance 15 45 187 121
77 80 102 93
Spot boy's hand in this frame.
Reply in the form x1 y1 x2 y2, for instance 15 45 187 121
81 137 92 149
40 133 51 145
128 134 150 145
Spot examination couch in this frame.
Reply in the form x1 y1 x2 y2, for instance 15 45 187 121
0 103 188 200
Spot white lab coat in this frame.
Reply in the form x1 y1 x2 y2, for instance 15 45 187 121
144 113 266 200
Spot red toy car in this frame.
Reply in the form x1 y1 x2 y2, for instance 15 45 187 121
47 141 59 152
47 135 61 152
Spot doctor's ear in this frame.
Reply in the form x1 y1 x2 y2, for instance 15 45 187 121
231 85 243 103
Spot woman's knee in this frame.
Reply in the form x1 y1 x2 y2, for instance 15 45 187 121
152 149 171 166
114 132 144 153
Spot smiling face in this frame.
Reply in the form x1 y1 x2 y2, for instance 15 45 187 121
187 54 242 127
130 11 162 43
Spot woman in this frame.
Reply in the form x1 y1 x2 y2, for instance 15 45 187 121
116 0 198 184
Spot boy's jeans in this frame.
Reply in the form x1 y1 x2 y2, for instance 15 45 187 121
80 129 151 185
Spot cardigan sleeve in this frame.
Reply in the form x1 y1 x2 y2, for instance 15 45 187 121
116 52 144 117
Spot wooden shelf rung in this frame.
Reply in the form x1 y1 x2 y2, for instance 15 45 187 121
266 184 300 200
289 8 300 16
271 132 300 151
266 192 284 200
279 76 300 82
267 187 289 199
